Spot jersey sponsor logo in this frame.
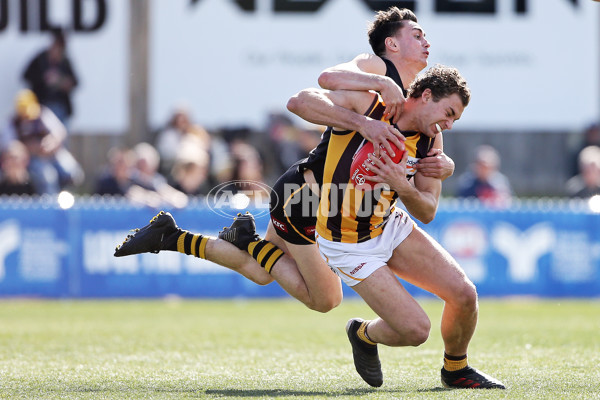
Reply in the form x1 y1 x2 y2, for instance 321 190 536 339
271 217 288 233
350 262 366 276
405 156 419 175
304 226 316 236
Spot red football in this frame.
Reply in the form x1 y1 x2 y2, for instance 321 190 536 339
350 140 405 190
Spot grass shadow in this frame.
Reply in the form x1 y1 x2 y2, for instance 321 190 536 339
205 387 420 398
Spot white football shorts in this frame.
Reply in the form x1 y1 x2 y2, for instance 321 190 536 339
315 208 415 287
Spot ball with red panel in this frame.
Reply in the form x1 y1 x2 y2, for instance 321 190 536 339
350 140 406 190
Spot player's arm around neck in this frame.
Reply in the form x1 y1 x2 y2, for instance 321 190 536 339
318 53 405 124
318 54 390 91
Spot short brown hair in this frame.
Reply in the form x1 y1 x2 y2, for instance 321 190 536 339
367 7 418 57
408 65 471 107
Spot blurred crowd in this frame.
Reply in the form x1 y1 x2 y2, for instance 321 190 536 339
1 30 599 208
0 29 324 210
0 82 322 210
89 108 322 209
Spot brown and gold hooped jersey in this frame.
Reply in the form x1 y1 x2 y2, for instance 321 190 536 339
316 94 433 243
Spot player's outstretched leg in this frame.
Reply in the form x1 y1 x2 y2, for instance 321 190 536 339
441 365 506 389
114 211 180 256
113 211 273 285
346 318 383 387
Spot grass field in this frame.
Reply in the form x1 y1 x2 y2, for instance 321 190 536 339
0 298 598 399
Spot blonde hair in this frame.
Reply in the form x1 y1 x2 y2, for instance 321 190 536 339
15 89 41 120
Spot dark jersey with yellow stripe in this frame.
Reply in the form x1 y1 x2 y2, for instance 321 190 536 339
316 93 433 243
296 57 404 186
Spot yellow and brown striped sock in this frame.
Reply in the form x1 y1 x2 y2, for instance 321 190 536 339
173 231 210 259
247 239 284 274
357 320 377 345
443 353 468 371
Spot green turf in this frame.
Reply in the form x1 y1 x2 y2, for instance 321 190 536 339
0 298 598 399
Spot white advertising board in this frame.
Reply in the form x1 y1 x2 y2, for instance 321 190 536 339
0 0 597 133
151 0 600 132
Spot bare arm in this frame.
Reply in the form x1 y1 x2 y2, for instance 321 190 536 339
287 88 404 157
367 135 444 224
288 88 368 131
318 53 405 123
40 106 67 143
39 106 67 155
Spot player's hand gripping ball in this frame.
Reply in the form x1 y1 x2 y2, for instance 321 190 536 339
350 140 406 190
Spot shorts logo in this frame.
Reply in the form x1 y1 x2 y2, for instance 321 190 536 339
304 226 315 236
329 265 339 276
271 217 288 233
350 262 366 275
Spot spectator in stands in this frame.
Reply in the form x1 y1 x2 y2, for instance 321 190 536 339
209 133 234 184
154 107 211 176
456 145 512 206
580 123 600 150
296 123 323 155
266 112 304 175
128 142 188 209
0 140 35 195
1 89 84 195
568 123 600 177
22 28 78 127
169 147 213 196
94 147 135 196
214 140 267 204
231 141 263 181
565 145 600 198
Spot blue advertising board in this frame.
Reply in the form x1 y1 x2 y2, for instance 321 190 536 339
0 198 598 298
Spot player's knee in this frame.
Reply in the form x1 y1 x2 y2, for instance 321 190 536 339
388 317 430 347
406 318 431 346
307 301 335 313
455 280 478 312
242 262 274 285
307 292 342 313
254 275 275 285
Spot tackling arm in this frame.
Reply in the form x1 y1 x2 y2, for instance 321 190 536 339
287 88 404 156
318 53 405 123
